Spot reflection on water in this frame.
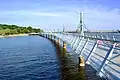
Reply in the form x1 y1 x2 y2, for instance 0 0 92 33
54 39 107 80
55 43 86 80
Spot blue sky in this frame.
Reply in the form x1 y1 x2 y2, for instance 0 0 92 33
0 0 120 30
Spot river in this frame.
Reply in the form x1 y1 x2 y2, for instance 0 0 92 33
0 36 86 80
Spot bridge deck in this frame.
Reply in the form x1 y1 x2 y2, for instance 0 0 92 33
41 33 120 80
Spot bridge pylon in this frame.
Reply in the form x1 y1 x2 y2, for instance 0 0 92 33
77 12 84 36
63 27 65 33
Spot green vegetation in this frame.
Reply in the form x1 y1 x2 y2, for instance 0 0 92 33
0 24 43 35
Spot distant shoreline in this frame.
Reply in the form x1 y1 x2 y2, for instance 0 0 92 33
0 34 28 38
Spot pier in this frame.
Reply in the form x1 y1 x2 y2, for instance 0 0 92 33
40 12 120 80
40 31 120 80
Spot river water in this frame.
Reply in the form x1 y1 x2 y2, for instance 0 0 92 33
0 36 85 80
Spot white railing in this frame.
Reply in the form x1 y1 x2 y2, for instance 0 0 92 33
41 32 120 80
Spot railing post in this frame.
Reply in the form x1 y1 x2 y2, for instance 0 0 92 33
86 40 98 64
72 37 79 49
101 35 104 39
69 36 75 44
106 35 109 40
113 35 115 41
71 36 77 47
65 36 70 43
97 43 116 77
78 38 89 56
73 37 81 50
75 37 83 53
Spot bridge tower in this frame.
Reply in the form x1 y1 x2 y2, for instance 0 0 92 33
63 26 65 33
77 12 84 36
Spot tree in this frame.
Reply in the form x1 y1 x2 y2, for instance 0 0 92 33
0 24 43 35
27 26 33 32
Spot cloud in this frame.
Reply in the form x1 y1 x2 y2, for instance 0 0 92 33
0 5 120 30
82 7 120 30
59 6 120 30
0 10 62 17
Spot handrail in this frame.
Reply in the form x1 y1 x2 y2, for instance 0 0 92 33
41 32 120 80
64 33 120 43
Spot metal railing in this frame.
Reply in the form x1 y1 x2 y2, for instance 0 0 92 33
41 32 120 80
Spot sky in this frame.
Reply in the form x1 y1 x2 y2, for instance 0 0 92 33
0 0 120 31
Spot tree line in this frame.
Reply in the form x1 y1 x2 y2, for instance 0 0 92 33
0 24 43 35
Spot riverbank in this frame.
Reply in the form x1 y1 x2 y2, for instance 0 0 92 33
0 34 28 38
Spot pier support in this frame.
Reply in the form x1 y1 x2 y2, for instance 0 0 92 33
48 34 49 39
50 34 52 39
57 38 60 45
63 41 67 51
47 34 49 38
63 41 67 56
53 36 56 42
54 36 56 40
63 41 66 49
79 56 85 67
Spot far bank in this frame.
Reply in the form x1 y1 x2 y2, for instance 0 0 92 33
0 34 28 38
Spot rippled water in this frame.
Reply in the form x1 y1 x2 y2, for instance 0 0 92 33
0 36 61 80
0 36 87 80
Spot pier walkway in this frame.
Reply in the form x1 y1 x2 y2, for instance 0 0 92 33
40 32 120 80
39 12 120 80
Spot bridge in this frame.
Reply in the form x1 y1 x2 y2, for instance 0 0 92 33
40 13 120 80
